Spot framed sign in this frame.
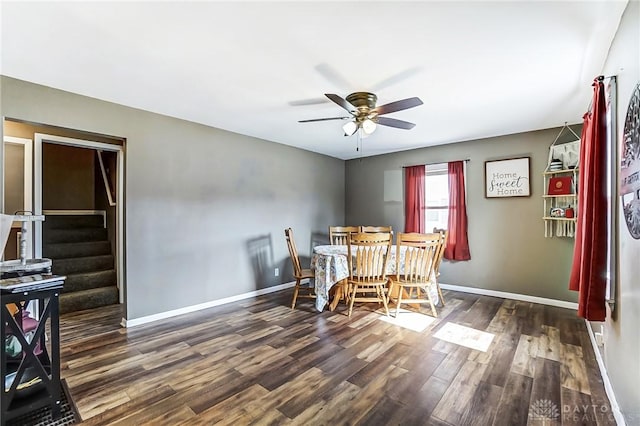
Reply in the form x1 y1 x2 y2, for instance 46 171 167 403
485 157 531 198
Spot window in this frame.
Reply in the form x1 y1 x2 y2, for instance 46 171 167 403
424 163 449 231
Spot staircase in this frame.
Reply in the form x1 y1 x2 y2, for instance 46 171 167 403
43 214 119 314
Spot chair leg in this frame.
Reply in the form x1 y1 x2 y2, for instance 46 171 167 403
428 285 438 317
395 286 403 318
380 284 390 317
341 280 349 302
436 283 445 306
291 280 300 309
348 284 358 317
376 286 383 306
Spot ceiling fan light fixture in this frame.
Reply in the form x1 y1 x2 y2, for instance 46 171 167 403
362 118 377 135
343 121 357 136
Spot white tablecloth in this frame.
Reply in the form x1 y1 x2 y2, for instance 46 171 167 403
311 245 350 311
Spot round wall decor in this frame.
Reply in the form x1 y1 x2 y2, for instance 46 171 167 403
620 82 640 239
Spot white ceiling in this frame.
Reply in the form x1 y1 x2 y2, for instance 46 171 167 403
0 1 628 160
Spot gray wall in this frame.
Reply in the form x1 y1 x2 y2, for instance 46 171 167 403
346 127 578 302
0 76 345 320
601 1 640 422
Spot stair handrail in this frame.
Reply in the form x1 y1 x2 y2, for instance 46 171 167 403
97 150 116 207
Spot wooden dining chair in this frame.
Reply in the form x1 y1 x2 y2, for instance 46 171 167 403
346 232 393 317
389 232 442 317
284 228 316 309
432 228 449 306
360 225 393 233
328 226 359 245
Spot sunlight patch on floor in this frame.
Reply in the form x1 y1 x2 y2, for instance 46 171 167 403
433 322 495 352
378 310 437 332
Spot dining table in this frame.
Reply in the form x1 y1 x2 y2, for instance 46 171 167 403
310 244 439 312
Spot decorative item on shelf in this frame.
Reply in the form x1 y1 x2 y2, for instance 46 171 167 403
565 206 575 218
547 176 574 195
549 205 575 218
548 159 563 172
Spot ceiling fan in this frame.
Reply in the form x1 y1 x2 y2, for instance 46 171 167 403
298 92 423 136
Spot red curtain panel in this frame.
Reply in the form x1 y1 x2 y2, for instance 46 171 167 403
569 77 608 321
444 161 471 260
404 165 425 233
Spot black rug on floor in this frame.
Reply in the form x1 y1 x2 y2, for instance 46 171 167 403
6 380 78 426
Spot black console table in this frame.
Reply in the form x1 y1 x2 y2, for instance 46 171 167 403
1 274 65 426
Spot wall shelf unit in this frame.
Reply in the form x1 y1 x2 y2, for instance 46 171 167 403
543 124 580 238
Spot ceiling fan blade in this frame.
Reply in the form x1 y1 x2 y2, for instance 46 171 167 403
369 66 423 92
315 63 353 92
289 97 330 106
325 94 357 113
377 116 416 130
298 116 351 123
374 97 423 115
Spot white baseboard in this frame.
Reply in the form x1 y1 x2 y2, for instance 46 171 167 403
439 283 579 310
122 282 577 328
585 320 626 426
121 282 296 328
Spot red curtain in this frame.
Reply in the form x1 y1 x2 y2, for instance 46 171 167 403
445 161 471 260
404 165 425 233
569 77 607 321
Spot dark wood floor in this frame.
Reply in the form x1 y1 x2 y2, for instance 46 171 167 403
58 290 615 425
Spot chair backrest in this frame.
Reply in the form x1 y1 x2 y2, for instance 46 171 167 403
433 228 448 243
329 226 359 245
360 225 393 233
396 232 441 283
347 232 392 280
285 228 303 277
432 228 449 274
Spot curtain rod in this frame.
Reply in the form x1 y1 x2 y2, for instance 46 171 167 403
402 159 470 168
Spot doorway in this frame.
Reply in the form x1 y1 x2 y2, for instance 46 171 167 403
34 133 125 305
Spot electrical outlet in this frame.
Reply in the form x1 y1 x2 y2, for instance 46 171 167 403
274 268 279 277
